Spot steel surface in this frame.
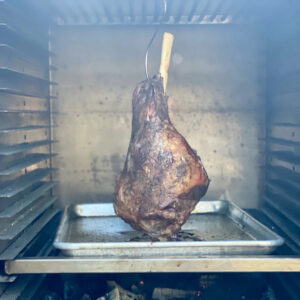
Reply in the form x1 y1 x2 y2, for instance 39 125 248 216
54 201 283 257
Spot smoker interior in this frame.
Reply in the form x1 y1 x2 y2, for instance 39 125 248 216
0 0 299 299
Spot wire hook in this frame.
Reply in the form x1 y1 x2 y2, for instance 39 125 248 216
145 0 167 79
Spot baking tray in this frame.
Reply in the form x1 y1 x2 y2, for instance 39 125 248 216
54 200 283 257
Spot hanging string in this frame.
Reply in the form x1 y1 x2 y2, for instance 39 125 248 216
145 0 167 79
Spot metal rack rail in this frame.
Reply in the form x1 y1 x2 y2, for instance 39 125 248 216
5 256 300 274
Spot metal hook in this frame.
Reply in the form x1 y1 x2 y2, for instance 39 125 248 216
145 0 167 80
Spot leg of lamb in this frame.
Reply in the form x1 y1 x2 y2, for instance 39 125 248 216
114 74 209 241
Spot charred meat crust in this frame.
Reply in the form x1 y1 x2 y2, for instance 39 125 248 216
114 74 209 241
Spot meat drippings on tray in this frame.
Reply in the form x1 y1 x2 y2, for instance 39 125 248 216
114 74 209 241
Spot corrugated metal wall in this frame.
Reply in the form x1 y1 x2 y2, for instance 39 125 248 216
262 3 300 299
263 3 300 255
0 0 59 297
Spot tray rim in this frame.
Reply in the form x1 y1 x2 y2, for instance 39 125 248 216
54 200 284 250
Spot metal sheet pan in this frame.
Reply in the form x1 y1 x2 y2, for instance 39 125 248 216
54 200 284 257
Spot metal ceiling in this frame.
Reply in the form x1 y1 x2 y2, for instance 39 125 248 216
38 0 284 26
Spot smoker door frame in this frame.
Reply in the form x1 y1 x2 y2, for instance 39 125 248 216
4 256 300 274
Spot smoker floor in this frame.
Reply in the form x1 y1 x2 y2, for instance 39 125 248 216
65 214 252 243
38 273 279 300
